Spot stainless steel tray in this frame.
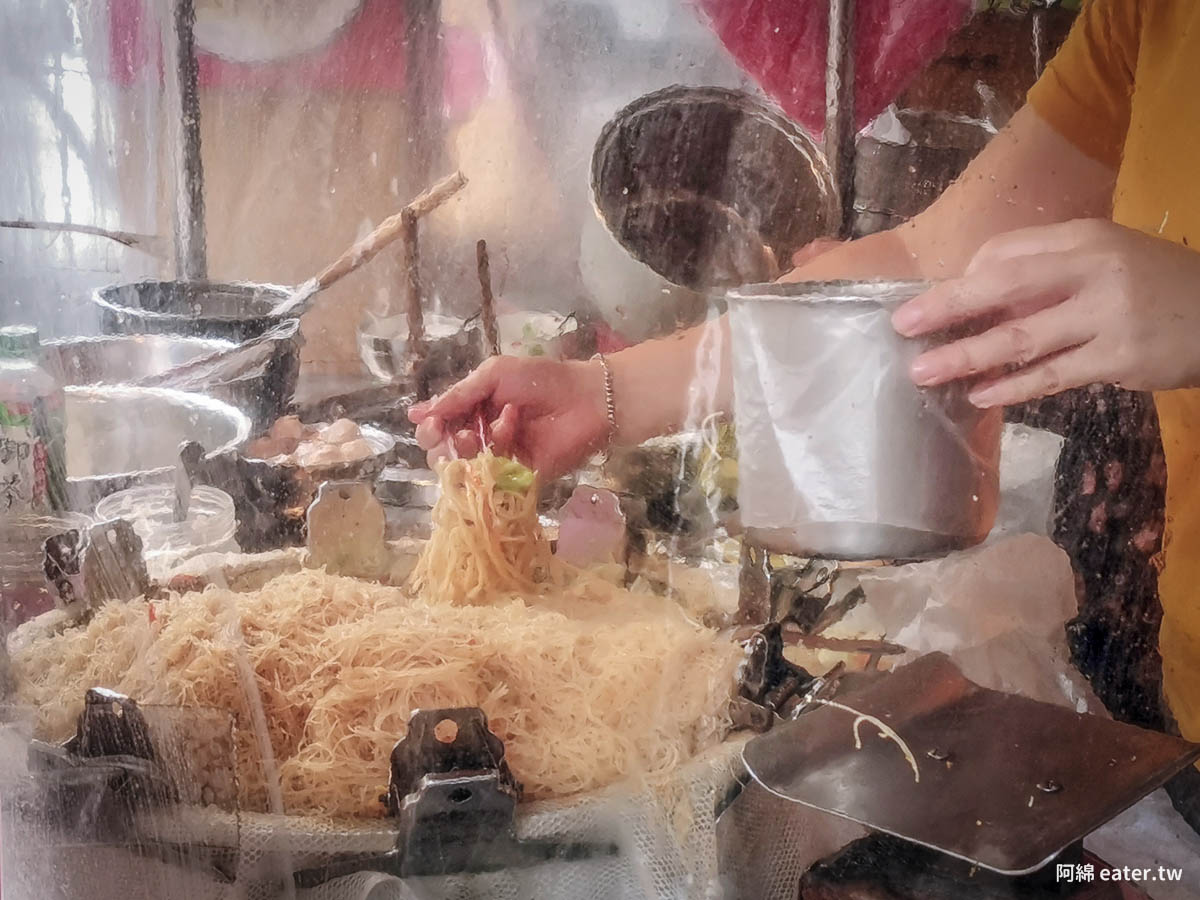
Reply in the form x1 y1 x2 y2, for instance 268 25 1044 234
742 652 1200 876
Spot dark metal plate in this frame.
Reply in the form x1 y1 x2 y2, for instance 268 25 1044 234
742 652 1200 875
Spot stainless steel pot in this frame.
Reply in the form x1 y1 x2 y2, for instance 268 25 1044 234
92 280 295 343
44 331 298 432
42 334 233 386
65 385 252 510
727 280 1001 560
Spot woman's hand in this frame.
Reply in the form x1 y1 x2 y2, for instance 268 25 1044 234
407 356 609 479
892 219 1200 407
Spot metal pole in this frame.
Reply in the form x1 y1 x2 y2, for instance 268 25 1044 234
164 0 207 280
825 0 857 238
403 0 445 192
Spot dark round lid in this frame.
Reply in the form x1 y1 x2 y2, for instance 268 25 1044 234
591 85 837 292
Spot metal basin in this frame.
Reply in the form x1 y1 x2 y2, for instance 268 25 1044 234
42 334 233 386
183 422 397 552
65 385 252 510
93 280 295 343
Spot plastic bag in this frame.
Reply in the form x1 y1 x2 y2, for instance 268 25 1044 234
857 533 1102 712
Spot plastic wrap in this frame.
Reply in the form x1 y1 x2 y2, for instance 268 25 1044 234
728 280 1002 560
856 533 1100 711
988 423 1065 543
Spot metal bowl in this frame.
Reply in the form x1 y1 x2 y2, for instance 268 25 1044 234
43 334 233 386
183 423 398 552
93 280 295 343
65 385 252 510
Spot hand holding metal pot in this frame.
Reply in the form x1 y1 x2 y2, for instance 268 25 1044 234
890 219 1200 406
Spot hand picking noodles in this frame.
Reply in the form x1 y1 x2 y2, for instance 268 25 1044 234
11 453 742 819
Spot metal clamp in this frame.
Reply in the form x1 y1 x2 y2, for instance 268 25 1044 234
294 708 617 888
43 520 150 621
25 690 175 838
16 689 239 882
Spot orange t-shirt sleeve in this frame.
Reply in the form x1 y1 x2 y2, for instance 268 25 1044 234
1026 0 1142 168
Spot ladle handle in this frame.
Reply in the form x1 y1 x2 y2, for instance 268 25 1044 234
310 170 468 293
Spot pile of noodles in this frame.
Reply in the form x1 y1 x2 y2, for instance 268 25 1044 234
10 454 742 819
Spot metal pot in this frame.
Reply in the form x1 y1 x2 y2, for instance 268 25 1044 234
42 334 233 386
44 329 299 432
64 385 252 510
182 423 397 552
92 280 295 343
727 280 1001 560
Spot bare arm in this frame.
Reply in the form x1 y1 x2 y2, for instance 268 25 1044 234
413 108 1118 476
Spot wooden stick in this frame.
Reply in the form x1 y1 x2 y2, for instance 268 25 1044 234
402 211 425 362
476 239 500 356
312 170 467 292
406 170 468 219
0 219 155 250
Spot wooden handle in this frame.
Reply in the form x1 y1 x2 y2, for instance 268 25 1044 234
476 239 500 356
310 170 468 292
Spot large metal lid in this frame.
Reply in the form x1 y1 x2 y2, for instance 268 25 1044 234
591 86 838 293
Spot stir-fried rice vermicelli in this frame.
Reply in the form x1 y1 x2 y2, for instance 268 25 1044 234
11 454 741 818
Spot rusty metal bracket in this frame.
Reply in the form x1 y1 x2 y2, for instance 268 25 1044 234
732 624 853 730
293 708 617 887
43 520 150 620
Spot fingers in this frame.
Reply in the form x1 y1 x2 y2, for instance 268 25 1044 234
965 219 1117 276
488 403 520 456
414 415 445 451
452 429 482 459
909 299 1096 387
967 347 1098 408
892 252 1084 337
412 357 506 424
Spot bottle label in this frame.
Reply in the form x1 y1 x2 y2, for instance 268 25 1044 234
0 401 50 513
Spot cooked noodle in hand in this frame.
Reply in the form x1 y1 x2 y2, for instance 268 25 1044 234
410 453 557 604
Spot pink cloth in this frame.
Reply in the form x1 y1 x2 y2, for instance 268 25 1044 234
695 0 972 134
108 0 967 131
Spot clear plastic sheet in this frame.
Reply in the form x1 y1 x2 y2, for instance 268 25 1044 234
857 533 1100 711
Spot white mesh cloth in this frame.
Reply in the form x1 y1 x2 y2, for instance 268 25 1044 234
3 738 768 900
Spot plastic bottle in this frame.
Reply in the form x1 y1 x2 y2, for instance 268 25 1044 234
0 325 67 514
